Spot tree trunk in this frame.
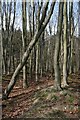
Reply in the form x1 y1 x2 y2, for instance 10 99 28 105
22 0 28 88
62 0 68 88
30 1 35 79
70 2 74 73
28 2 33 78
35 42 39 82
0 0 2 90
60 32 63 74
35 2 41 82
54 2 63 90
40 32 44 77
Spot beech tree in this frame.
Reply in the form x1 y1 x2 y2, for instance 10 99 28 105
53 1 64 90
29 1 35 79
68 1 74 73
3 1 56 99
35 1 43 82
22 0 28 88
62 0 68 87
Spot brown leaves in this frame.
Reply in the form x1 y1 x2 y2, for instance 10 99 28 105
2 73 80 118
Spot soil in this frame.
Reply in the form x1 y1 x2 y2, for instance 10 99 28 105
2 73 80 119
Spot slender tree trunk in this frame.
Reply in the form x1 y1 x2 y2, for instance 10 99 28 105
1 4 5 75
0 0 2 89
30 1 35 79
7 0 12 74
62 0 68 87
61 32 63 74
7 57 11 74
54 2 63 90
12 55 15 72
49 23 52 72
22 0 28 88
28 2 33 78
0 3 2 118
35 1 42 82
2 1 8 74
46 41 48 72
77 2 80 71
47 40 50 72
40 32 44 77
70 2 74 73
35 43 39 82
3 49 8 74
35 37 39 82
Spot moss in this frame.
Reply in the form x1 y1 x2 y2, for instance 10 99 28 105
68 95 74 103
46 110 67 118
51 95 58 101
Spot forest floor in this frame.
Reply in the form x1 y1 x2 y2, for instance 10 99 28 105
2 73 80 119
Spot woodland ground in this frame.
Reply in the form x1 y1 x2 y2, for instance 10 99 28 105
2 72 80 119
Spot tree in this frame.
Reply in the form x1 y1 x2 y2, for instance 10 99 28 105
62 0 68 87
3 1 56 99
76 1 80 71
28 1 35 79
70 2 74 73
22 0 28 88
2 1 9 74
53 1 64 90
35 1 43 82
0 1 2 86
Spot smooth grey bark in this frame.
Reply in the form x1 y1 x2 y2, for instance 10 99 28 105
5 1 10 74
60 31 63 74
28 2 32 38
48 23 52 72
67 2 72 75
67 1 74 74
2 2 8 74
70 1 74 73
40 31 44 77
35 42 39 82
22 0 28 88
28 2 33 78
35 1 43 82
75 38 79 72
62 0 68 87
38 2 44 77
54 2 64 90
3 1 56 99
29 1 35 79
9 0 16 73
